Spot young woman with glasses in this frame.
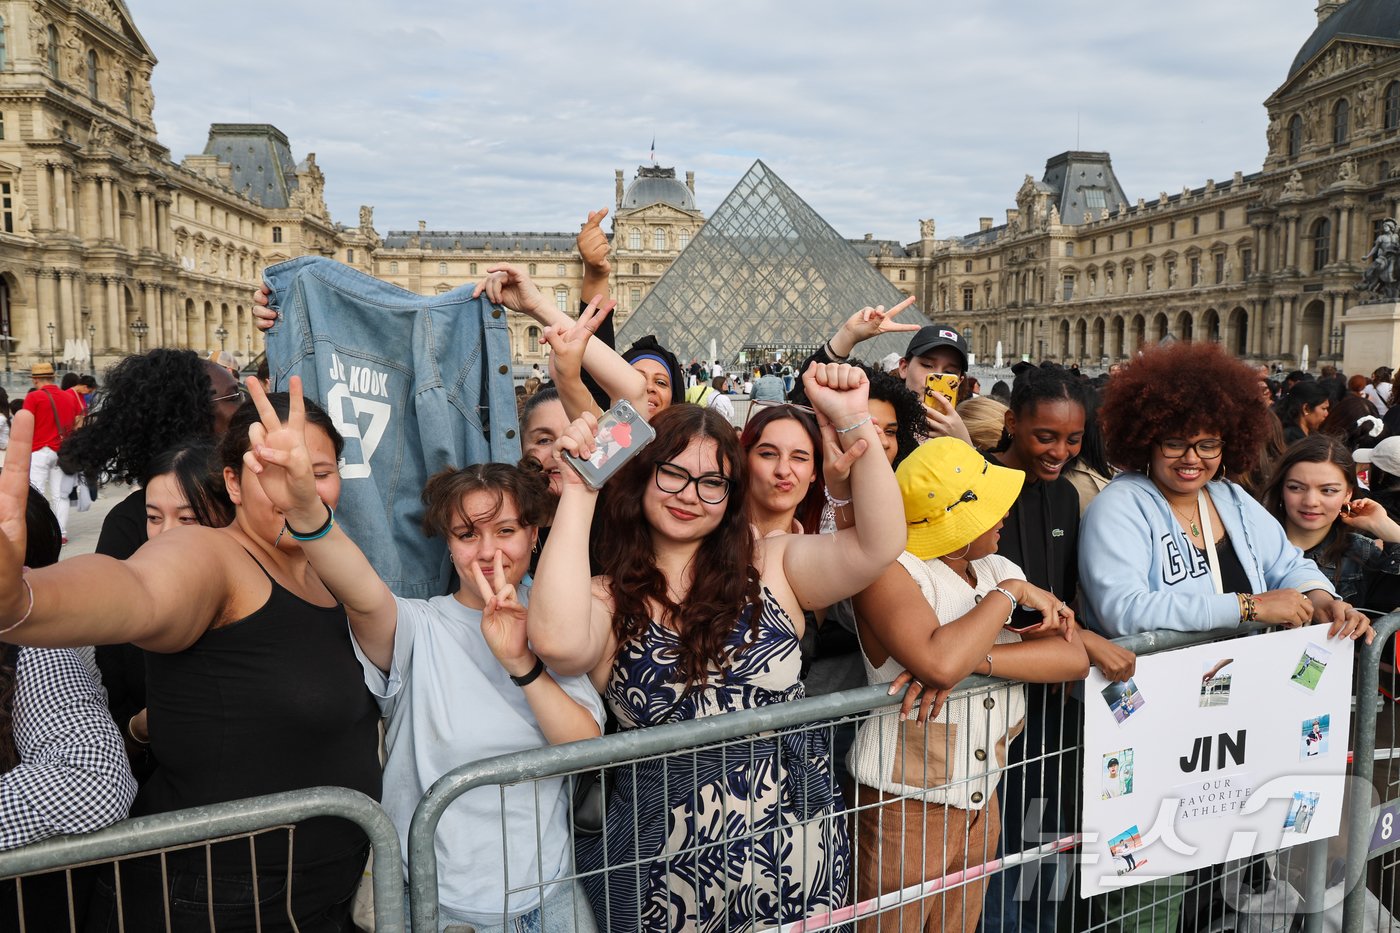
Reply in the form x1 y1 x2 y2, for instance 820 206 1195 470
1080 341 1371 933
529 362 906 933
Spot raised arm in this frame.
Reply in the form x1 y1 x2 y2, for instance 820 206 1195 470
578 208 611 304
526 413 617 678
241 376 399 670
0 413 231 653
544 296 620 421
825 296 921 359
775 363 906 608
474 263 646 416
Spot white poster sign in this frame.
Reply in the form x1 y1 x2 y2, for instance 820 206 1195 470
1080 625 1353 896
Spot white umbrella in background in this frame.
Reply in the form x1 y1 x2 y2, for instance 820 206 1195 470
995 341 1004 368
709 338 717 366
1301 344 1310 373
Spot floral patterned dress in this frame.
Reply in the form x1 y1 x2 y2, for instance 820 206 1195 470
576 588 849 933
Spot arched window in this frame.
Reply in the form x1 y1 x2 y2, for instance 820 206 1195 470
1288 115 1303 158
631 262 639 275
653 228 665 250
678 230 690 249
1388 82 1400 131
528 262 536 276
627 229 641 250
0 16 8 71
389 261 398 274
438 261 447 275
122 70 132 114
1312 217 1331 271
87 49 98 99
469 262 477 275
271 226 282 244
1333 98 1349 146
45 26 58 78
898 269 907 282
346 248 354 263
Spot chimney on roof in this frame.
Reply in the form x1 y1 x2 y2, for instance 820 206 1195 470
864 233 873 240
1316 0 1346 23
979 217 994 232
685 171 695 195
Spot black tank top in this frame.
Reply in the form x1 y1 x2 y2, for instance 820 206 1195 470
137 549 381 869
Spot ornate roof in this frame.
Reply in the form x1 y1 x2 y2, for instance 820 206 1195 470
203 124 298 209
1289 0 1400 80
621 165 697 212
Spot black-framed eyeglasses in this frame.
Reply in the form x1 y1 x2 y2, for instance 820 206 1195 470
212 386 249 406
654 461 732 504
1158 438 1224 460
742 399 817 428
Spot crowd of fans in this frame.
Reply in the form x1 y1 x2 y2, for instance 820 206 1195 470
0 207 1391 933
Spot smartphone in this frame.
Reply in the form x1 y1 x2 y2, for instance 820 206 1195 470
561 399 656 490
924 372 961 408
1005 605 1045 633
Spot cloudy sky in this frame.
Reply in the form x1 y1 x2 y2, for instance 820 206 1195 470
125 0 1321 244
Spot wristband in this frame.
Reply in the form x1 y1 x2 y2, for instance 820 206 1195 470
510 657 546 687
985 653 994 677
824 340 849 361
285 503 335 542
989 585 1018 615
824 490 852 508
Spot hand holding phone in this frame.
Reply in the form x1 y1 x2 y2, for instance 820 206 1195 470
560 399 656 490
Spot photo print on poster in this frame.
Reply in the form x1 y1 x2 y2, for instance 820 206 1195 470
1300 715 1330 759
1290 643 1331 692
1102 749 1134 799
1108 825 1146 876
1101 678 1147 725
1200 658 1233 707
1284 791 1321 834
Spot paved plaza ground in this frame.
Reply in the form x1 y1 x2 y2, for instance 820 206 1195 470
58 480 128 559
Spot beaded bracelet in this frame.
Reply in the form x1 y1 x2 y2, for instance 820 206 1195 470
1237 592 1258 624
824 490 852 508
835 416 873 435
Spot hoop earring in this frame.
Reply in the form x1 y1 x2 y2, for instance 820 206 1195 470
945 543 972 561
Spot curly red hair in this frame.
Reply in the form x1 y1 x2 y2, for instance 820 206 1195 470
1100 342 1269 477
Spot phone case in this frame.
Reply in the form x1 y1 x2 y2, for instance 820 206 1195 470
924 373 961 406
562 399 657 490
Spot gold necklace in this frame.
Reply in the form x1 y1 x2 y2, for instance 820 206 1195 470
1167 499 1202 539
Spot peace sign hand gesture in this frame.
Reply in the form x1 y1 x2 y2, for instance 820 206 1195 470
544 295 616 384
242 375 326 529
0 411 35 623
471 551 537 678
830 296 922 357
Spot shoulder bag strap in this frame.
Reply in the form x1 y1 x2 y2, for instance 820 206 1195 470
1198 488 1224 595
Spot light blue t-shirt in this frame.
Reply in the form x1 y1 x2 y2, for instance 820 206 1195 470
350 588 605 923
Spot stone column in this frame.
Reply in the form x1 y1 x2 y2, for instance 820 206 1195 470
81 175 98 241
34 162 51 230
106 276 122 352
99 177 114 240
156 200 171 254
108 183 120 247
58 270 77 342
143 284 158 346
51 166 68 234
22 268 41 359
37 271 57 359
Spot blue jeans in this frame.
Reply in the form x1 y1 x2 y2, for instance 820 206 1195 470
407 880 598 933
263 257 519 599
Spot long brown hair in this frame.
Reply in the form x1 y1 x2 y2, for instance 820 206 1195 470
739 403 824 533
1260 434 1356 583
594 404 761 689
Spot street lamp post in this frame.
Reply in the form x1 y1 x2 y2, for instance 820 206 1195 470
1 322 10 375
1330 326 1343 359
129 319 148 354
46 322 56 368
88 324 96 374
215 325 228 351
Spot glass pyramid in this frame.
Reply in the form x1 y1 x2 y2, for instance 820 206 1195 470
615 160 931 369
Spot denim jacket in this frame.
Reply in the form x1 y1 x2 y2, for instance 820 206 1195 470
263 257 519 598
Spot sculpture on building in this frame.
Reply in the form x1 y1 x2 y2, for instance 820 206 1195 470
1282 170 1306 199
919 218 935 240
1337 157 1360 185
1358 219 1400 302
359 205 374 230
88 119 114 150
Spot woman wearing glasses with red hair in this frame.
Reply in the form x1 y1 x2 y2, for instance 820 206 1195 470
529 362 906 933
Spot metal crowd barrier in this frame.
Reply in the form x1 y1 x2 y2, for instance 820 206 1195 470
1344 610 1400 932
0 786 403 933
406 621 1354 933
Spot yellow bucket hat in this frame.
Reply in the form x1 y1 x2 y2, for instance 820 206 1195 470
896 437 1025 560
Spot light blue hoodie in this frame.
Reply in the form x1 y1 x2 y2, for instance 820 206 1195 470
1079 472 1335 637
